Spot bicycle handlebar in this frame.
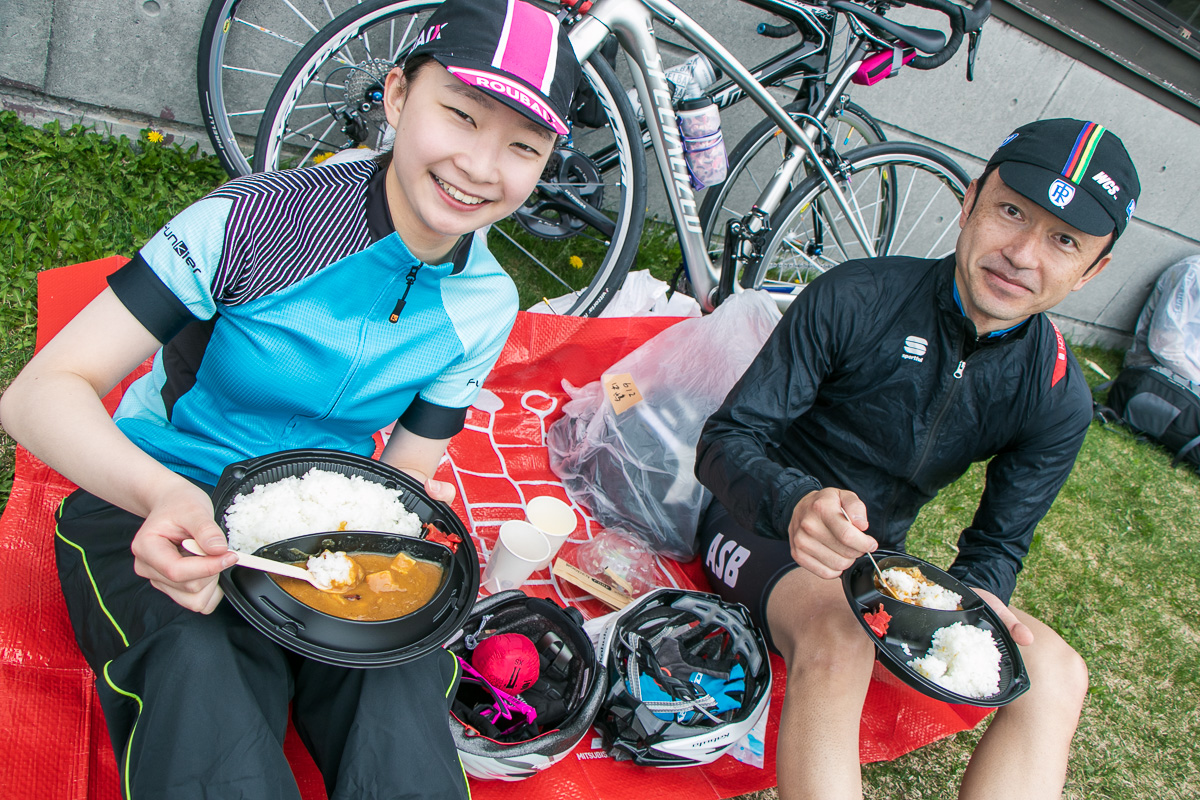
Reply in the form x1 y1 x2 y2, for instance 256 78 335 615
791 0 989 72
902 0 990 71
757 21 799 38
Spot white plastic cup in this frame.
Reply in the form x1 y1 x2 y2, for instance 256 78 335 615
526 496 578 570
481 520 551 594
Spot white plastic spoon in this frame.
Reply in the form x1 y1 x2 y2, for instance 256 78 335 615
181 539 353 592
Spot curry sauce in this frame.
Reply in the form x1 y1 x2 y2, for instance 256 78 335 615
273 552 444 620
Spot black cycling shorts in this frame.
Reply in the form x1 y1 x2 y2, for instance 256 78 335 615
697 498 798 654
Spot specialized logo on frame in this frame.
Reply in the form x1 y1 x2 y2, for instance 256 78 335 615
1048 179 1075 208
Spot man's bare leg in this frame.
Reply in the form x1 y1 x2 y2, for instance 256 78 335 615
959 607 1087 799
766 568 876 800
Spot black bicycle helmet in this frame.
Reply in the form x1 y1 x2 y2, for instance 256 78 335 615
595 588 772 766
446 590 605 780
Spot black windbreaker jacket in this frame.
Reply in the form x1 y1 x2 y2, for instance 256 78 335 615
696 255 1093 604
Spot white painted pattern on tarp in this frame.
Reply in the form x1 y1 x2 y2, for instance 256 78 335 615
443 388 683 611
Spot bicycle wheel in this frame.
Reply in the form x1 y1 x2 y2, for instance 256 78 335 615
199 0 373 177
697 100 883 285
747 142 970 302
255 0 645 317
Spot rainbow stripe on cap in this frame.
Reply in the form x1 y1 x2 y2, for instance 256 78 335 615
1060 122 1106 184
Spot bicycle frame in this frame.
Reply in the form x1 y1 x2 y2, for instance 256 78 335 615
703 0 834 112
568 0 877 310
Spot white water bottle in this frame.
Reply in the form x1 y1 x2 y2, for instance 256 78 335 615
627 53 719 122
677 95 728 189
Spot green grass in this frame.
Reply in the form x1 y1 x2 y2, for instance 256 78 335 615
0 111 228 499
493 208 683 310
1 113 1197 798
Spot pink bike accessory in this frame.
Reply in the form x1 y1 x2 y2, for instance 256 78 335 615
852 47 916 86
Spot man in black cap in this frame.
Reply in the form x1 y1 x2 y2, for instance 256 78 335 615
696 118 1140 799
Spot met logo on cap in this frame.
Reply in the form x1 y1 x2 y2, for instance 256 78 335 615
1048 179 1075 208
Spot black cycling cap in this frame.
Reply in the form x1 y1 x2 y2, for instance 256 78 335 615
985 118 1140 239
406 0 580 135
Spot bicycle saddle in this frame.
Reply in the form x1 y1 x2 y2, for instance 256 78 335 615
828 1 949 54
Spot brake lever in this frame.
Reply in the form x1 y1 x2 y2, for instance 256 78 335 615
966 29 982 81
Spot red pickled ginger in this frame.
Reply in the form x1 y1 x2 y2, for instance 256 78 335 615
863 603 891 637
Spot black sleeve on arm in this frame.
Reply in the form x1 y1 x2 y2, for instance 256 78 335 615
107 254 199 344
947 371 1092 604
398 395 469 440
695 277 848 541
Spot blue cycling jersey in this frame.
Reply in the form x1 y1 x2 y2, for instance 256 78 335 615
109 159 518 485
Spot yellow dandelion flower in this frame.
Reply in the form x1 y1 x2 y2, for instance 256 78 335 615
568 255 584 270
313 151 334 164
146 129 164 143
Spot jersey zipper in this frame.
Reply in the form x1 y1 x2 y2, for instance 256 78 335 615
307 262 420 429
882 333 969 523
909 342 967 482
389 263 422 322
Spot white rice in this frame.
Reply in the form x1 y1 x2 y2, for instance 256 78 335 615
306 550 356 589
882 567 962 610
908 622 1002 699
224 468 422 553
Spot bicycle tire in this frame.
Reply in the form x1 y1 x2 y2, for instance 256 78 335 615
697 100 884 287
746 142 969 304
199 0 371 177
254 0 645 317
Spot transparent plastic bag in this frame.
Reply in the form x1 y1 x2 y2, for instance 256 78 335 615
547 291 781 560
572 530 656 596
530 270 702 317
1126 255 1200 383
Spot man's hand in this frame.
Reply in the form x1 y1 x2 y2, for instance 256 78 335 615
973 587 1034 646
130 481 235 614
787 488 877 579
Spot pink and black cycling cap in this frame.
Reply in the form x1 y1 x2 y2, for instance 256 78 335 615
406 0 581 135
985 118 1140 239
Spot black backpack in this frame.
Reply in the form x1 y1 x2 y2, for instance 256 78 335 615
1100 365 1200 470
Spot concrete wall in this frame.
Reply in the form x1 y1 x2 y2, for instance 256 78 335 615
3 0 1197 347
858 7 1200 348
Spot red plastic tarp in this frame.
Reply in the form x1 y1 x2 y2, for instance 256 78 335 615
0 257 991 799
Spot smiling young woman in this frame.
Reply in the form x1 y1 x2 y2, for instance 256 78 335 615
0 0 582 797
381 60 555 263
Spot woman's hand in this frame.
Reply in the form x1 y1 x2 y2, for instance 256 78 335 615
421 475 456 503
130 481 235 614
787 487 876 579
380 424 455 503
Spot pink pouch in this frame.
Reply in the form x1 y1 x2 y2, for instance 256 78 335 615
852 48 916 86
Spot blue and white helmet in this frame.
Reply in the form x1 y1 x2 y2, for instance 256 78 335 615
446 590 605 781
594 588 771 767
